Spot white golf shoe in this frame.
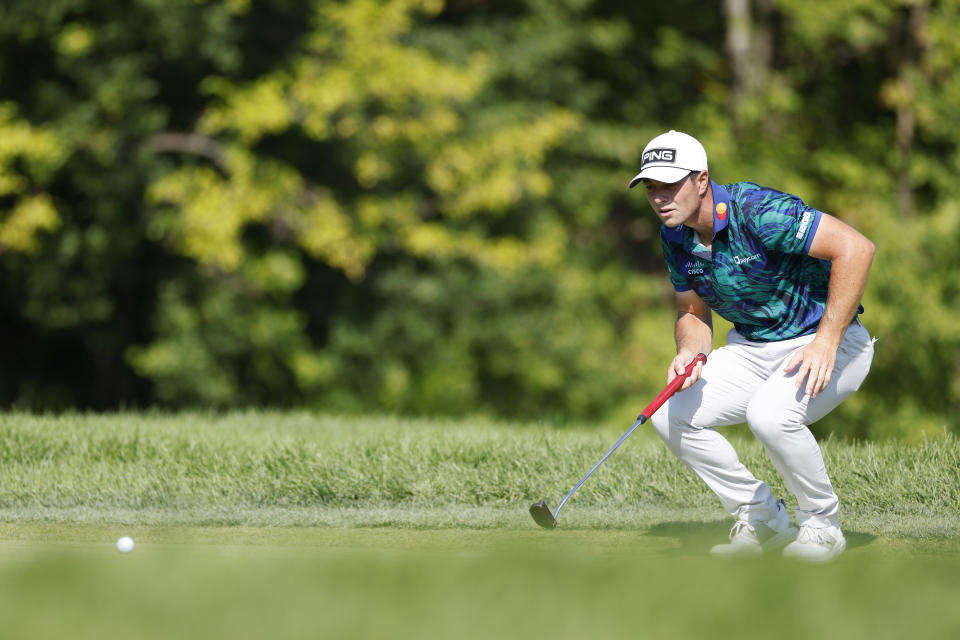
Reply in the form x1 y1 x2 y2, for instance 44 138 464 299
710 499 799 557
782 524 846 562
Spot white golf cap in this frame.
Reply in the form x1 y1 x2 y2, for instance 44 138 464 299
628 130 708 188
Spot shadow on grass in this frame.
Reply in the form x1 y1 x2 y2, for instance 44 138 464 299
645 520 877 554
646 519 729 554
844 531 876 550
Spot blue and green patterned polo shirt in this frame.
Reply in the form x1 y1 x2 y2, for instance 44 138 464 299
659 181 851 342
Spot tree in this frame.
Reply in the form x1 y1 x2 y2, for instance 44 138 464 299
0 0 957 437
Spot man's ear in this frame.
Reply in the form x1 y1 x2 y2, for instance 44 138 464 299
696 171 710 196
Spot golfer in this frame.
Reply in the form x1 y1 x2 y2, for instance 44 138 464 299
630 130 876 561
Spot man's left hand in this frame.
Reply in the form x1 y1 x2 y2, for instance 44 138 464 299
783 337 837 398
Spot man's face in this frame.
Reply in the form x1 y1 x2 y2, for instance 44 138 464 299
642 172 701 228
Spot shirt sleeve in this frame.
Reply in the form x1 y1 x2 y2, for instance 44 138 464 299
749 190 823 255
659 227 692 292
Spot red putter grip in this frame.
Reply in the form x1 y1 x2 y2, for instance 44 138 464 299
637 353 707 421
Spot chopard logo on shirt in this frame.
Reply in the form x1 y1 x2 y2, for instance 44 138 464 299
684 260 705 275
733 253 761 265
795 211 812 239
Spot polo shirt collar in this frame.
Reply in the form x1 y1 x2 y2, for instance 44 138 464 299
661 180 731 242
712 181 731 234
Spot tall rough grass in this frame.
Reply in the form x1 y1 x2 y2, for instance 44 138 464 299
0 412 957 534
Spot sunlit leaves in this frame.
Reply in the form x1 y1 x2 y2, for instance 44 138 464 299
0 105 68 254
427 108 581 217
200 75 294 145
0 194 60 255
296 192 376 281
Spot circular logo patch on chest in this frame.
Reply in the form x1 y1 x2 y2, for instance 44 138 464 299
715 202 728 220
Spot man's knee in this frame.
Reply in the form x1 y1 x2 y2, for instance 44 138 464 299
650 407 672 443
651 398 700 452
745 398 802 444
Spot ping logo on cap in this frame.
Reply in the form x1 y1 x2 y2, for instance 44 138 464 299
642 148 676 167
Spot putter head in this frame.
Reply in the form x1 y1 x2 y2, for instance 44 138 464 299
529 500 557 529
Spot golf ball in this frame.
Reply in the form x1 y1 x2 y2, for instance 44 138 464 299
116 536 135 553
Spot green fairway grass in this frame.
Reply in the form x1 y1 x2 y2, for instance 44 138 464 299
0 412 958 638
1 524 959 640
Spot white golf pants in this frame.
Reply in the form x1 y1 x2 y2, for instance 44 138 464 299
651 320 875 528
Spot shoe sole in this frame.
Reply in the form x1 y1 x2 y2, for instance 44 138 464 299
710 527 799 557
782 538 846 562
709 544 764 557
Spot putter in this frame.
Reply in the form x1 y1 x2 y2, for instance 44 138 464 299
529 353 707 529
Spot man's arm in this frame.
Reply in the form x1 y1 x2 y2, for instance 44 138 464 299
784 213 875 397
670 289 713 390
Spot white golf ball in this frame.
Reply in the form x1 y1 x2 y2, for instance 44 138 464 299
116 536 135 553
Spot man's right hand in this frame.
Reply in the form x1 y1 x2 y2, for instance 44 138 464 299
668 351 705 390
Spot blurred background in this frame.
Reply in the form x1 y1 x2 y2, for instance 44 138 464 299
0 0 956 439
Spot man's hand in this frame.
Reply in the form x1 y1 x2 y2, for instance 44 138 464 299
668 351 705 391
794 212 873 399
783 336 837 398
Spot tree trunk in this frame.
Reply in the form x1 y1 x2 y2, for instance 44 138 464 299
723 0 774 132
894 2 929 219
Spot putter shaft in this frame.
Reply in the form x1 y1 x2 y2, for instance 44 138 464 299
530 353 706 528
552 415 646 522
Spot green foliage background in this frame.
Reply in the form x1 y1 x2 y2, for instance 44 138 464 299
1 0 957 439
